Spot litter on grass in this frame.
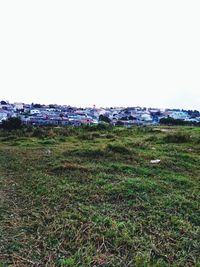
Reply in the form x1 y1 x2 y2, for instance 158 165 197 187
150 159 161 164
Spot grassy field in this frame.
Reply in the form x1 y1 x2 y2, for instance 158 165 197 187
0 125 200 266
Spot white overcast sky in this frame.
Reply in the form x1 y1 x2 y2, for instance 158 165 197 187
0 1 200 109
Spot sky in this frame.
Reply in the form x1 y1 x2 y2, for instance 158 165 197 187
0 0 200 109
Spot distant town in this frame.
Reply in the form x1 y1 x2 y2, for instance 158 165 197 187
0 100 200 126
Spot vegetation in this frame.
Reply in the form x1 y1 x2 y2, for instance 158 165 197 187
0 117 22 131
0 125 200 266
160 117 200 126
99 115 111 123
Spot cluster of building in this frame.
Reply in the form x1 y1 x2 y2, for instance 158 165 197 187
0 100 200 126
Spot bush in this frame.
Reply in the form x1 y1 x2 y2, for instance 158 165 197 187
115 121 124 126
0 135 17 142
53 126 76 137
96 123 112 131
72 148 105 158
99 115 111 123
164 132 192 143
160 117 200 126
32 128 46 138
1 117 22 131
78 133 94 140
106 143 130 154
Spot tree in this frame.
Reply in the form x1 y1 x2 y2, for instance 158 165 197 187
33 104 42 108
159 117 200 126
115 120 124 126
49 104 56 109
159 117 183 125
129 115 136 120
1 117 23 130
99 115 111 123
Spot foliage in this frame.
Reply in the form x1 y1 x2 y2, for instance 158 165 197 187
160 117 200 126
99 114 111 123
164 132 192 143
0 100 7 105
1 117 22 130
106 143 131 154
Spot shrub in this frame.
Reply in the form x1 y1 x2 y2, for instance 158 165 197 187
145 135 158 142
52 162 89 174
1 117 22 130
99 115 111 123
105 134 115 139
106 143 130 154
63 148 105 159
164 132 192 143
0 135 17 142
54 126 76 136
160 117 200 126
91 132 101 138
78 133 94 140
39 139 57 145
32 128 46 138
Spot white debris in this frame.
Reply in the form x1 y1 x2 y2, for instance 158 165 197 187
46 149 52 155
150 159 161 164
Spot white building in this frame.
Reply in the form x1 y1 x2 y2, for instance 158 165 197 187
14 103 24 110
30 109 41 115
0 112 8 123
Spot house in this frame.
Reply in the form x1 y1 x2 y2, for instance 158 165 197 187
14 103 24 111
140 113 153 122
0 111 8 123
30 109 41 115
170 111 189 120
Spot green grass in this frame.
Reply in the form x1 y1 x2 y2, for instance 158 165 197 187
0 126 200 266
